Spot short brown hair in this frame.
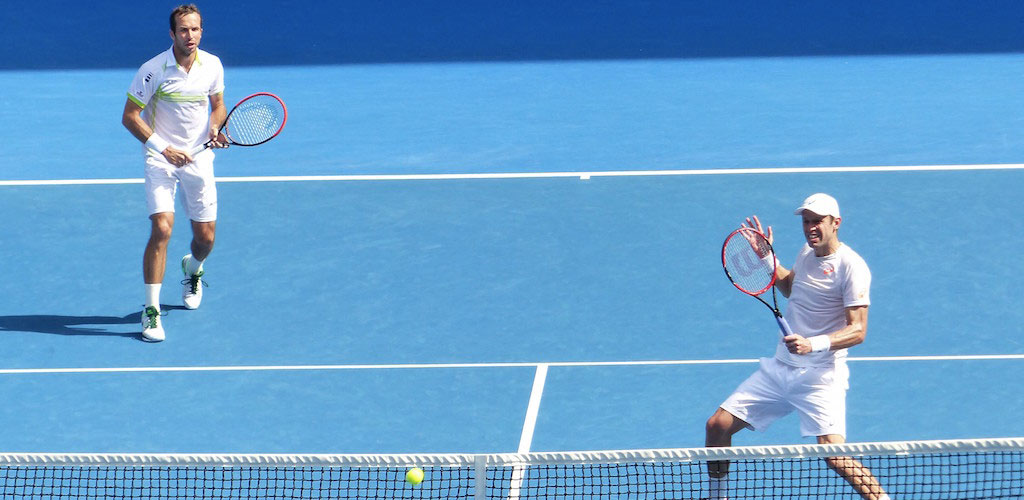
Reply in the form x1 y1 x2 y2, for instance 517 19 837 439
170 4 202 31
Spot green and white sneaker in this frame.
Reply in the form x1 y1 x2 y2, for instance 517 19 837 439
181 255 207 310
141 306 165 342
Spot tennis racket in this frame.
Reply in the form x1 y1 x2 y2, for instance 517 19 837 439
721 227 793 337
191 92 287 155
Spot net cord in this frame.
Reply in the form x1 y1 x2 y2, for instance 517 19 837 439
1 437 1020 468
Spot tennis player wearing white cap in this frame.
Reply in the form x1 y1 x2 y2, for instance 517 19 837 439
703 194 891 500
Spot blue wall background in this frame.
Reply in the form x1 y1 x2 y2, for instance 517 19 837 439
2 0 1023 70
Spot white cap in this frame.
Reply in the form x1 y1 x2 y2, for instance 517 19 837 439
794 193 841 218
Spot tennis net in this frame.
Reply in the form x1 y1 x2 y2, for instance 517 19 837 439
0 437 1020 499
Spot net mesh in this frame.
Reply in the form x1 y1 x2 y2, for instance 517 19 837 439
225 94 286 146
0 438 1019 499
722 228 775 295
0 466 472 499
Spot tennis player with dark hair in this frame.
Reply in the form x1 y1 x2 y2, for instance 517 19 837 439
704 194 891 500
121 4 227 342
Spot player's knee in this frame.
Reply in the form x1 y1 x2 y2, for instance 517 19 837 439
705 412 731 440
707 408 747 446
149 218 174 242
195 232 215 250
192 222 216 249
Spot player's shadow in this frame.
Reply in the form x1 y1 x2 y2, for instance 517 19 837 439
0 306 187 341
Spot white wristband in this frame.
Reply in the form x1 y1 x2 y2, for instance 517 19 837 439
809 335 831 353
760 254 780 269
145 134 170 154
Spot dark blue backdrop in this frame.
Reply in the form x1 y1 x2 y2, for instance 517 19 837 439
3 1 1023 70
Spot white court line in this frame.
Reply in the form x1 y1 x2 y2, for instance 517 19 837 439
0 354 1020 375
508 364 548 500
518 364 548 454
2 163 1023 186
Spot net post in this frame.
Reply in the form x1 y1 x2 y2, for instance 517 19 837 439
474 454 487 500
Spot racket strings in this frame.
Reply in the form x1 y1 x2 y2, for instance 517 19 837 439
723 230 776 295
225 96 285 145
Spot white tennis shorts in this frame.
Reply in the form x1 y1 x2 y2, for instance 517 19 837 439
720 356 850 438
144 150 217 222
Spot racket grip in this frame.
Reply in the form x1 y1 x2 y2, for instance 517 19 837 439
775 315 794 337
189 142 211 156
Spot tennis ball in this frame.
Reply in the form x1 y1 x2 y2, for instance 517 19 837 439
405 467 424 485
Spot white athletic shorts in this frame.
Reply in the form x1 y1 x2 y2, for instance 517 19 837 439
720 357 850 438
144 150 217 222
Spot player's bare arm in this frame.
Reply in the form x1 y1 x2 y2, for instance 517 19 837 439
121 99 153 145
784 305 868 355
774 263 794 297
121 98 193 167
208 92 229 148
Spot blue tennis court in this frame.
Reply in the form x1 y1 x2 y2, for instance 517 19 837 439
1 3 1022 463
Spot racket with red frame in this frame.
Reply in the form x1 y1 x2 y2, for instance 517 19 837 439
191 92 287 155
721 227 793 337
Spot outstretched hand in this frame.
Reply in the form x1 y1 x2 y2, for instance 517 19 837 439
741 215 774 258
742 215 773 244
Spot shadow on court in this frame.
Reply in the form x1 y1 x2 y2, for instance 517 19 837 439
0 308 183 339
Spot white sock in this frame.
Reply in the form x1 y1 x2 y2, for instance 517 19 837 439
709 477 728 500
145 284 161 310
184 254 204 276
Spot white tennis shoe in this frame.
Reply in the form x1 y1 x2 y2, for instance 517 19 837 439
141 306 165 342
181 255 207 309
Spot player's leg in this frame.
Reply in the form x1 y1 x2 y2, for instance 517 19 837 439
178 157 217 309
142 160 178 342
189 220 216 261
144 212 176 284
142 212 174 341
818 434 890 500
794 363 890 500
705 407 750 475
181 219 215 308
704 359 792 500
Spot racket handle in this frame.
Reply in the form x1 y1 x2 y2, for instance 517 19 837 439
189 142 211 156
775 315 793 337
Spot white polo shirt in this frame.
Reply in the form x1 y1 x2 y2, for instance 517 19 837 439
776 243 871 367
127 47 224 156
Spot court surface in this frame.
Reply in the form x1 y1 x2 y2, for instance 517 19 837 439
0 53 1022 454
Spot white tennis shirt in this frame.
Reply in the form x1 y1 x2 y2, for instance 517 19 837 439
776 243 871 367
127 47 224 155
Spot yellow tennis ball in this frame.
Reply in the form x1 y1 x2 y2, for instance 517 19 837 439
405 467 424 485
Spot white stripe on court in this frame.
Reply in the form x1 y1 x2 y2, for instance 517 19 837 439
0 354 1020 375
2 163 1023 186
518 364 548 454
510 364 548 499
